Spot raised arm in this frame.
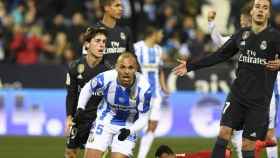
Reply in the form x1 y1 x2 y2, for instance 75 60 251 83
207 10 230 47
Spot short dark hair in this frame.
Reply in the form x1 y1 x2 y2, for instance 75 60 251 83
155 145 174 158
83 27 107 43
241 1 253 16
99 0 114 12
143 25 162 39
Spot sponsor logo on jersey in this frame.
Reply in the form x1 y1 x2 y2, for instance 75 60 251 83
120 32 126 40
240 41 246 46
77 74 83 79
242 31 250 40
66 73 70 85
77 64 85 74
260 40 267 50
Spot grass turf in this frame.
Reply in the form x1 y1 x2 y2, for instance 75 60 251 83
0 136 274 158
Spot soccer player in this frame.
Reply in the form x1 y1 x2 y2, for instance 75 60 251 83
154 145 232 158
64 27 109 158
77 53 152 158
83 0 134 68
173 0 280 158
208 6 279 158
134 26 169 158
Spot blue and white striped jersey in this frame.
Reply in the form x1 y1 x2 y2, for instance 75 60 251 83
78 69 152 127
134 41 163 97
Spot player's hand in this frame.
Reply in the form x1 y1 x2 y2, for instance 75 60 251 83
207 10 216 22
266 58 280 71
118 128 130 141
172 59 187 76
65 115 73 135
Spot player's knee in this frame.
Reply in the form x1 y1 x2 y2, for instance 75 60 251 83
65 149 78 158
218 126 232 140
242 138 255 151
266 129 276 141
147 121 158 132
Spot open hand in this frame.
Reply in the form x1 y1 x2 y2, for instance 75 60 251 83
266 59 280 71
172 59 187 76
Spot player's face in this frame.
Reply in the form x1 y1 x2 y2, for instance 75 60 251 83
155 30 164 43
116 57 137 87
240 14 252 28
88 33 107 58
251 0 270 25
105 0 123 20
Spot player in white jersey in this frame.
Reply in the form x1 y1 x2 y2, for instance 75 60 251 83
134 26 169 158
76 53 152 158
207 7 278 158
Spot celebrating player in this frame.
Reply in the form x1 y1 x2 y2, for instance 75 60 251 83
77 53 152 158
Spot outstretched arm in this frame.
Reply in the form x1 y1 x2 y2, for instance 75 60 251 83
173 32 239 76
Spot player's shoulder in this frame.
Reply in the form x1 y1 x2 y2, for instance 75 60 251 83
134 40 145 47
98 69 117 82
68 56 85 72
266 26 280 40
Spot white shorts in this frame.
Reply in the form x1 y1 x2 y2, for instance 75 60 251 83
269 91 279 129
85 121 137 157
149 95 162 121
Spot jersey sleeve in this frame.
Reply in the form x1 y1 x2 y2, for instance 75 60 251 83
208 21 230 47
77 73 105 110
65 62 78 117
187 30 240 72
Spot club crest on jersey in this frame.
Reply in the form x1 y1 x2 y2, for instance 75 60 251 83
242 31 250 40
120 32 126 40
77 64 85 74
260 41 267 50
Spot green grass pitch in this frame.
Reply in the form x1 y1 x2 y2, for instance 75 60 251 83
0 136 276 158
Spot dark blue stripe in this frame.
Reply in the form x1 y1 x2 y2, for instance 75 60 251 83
140 46 144 64
141 87 152 113
100 81 111 120
148 48 156 64
148 71 156 96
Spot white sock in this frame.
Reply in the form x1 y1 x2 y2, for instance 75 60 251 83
231 130 243 158
266 145 278 158
137 132 155 158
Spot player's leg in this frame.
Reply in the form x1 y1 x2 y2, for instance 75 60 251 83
65 148 79 158
231 130 243 158
265 128 278 158
84 122 111 158
212 95 244 158
137 96 161 158
65 124 79 158
265 92 278 158
111 128 136 158
241 138 255 158
84 149 103 158
243 108 269 158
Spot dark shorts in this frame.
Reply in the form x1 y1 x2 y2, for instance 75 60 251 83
220 94 269 141
66 120 93 149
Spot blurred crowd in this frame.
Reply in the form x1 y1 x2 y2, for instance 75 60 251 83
1 0 280 67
